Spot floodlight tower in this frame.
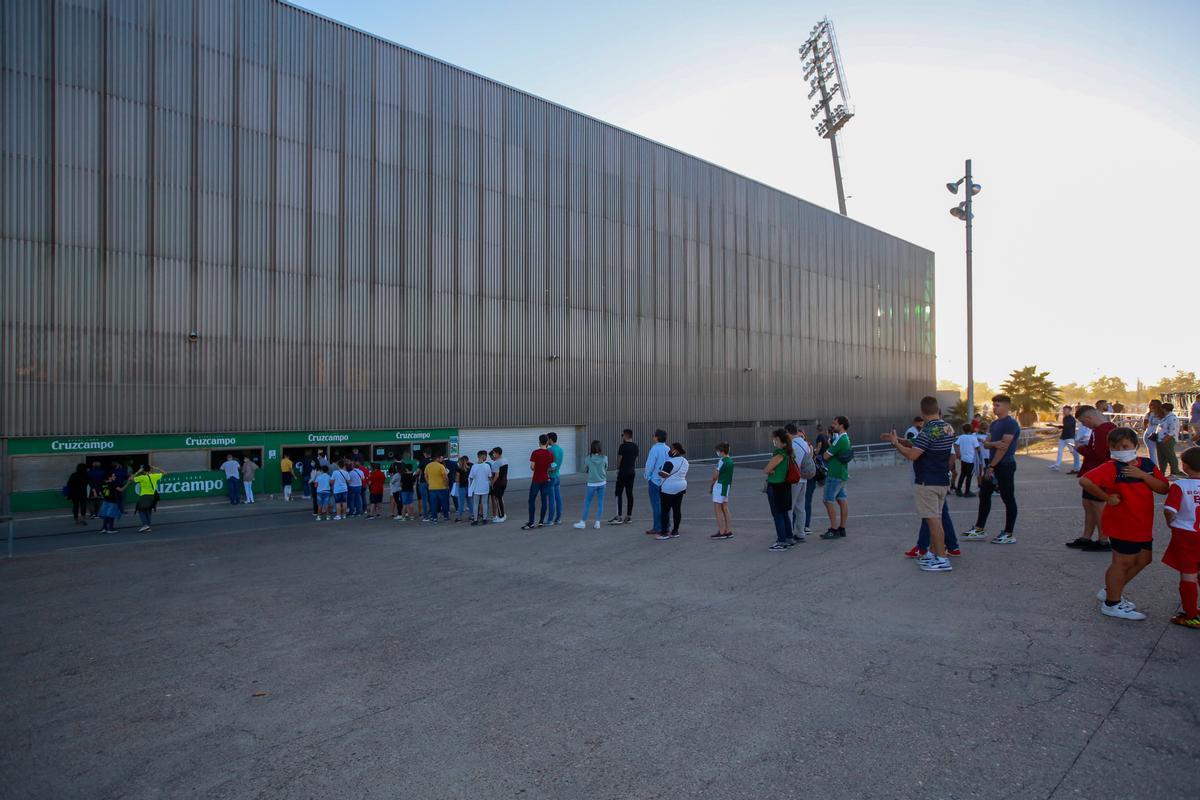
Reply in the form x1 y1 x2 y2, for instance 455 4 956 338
799 18 854 215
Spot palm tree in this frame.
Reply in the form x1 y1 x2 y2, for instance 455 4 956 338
1001 365 1062 427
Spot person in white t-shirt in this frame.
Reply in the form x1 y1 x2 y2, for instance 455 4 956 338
786 423 812 539
467 450 493 525
953 423 978 497
221 454 242 505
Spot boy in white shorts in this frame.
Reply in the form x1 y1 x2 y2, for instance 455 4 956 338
710 443 734 540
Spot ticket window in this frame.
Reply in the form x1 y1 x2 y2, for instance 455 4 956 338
372 444 415 467
413 442 448 460
329 444 371 464
209 449 264 470
9 452 147 493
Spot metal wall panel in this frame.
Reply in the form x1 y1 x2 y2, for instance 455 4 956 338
2 0 935 457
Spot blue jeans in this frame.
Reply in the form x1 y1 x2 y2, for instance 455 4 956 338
454 484 470 514
803 477 819 528
528 481 550 525
347 487 362 516
418 483 430 516
226 477 241 505
430 488 450 520
548 475 563 522
581 485 604 522
647 482 663 530
917 500 959 550
138 509 153 526
767 483 793 543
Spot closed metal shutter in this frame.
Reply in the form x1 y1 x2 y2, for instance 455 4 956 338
458 427 579 480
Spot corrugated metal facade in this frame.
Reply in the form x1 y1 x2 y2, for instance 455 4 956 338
1 0 935 456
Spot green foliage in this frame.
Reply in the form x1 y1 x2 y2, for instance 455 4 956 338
1148 371 1199 397
1000 365 1062 415
937 379 963 394
1087 375 1130 404
948 397 979 426
1057 382 1089 404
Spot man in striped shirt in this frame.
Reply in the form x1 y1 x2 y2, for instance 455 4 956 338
883 396 957 573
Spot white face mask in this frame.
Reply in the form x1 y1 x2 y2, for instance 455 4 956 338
715 452 722 459
1111 449 1138 463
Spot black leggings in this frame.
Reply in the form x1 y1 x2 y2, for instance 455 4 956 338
955 464 974 494
660 490 684 533
615 475 634 516
71 497 87 521
975 461 1017 533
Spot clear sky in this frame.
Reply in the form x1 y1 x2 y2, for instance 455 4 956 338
296 0 1199 390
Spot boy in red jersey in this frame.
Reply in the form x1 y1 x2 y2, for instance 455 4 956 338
1079 427 1169 621
1162 447 1200 629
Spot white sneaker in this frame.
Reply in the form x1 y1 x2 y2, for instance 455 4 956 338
961 527 988 540
991 532 1016 545
594 521 600 529
917 551 937 565
573 521 586 529
802 526 812 535
1100 599 1146 621
496 516 506 523
1095 588 1136 609
919 556 953 572
1048 464 1059 471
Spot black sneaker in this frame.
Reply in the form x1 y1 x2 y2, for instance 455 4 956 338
820 528 840 540
836 527 847 538
769 542 789 551
607 516 623 525
669 531 680 538
1066 537 1090 548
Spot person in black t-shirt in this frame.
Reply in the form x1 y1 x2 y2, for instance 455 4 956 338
609 429 640 525
1051 405 1080 473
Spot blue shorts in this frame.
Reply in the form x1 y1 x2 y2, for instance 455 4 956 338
333 491 348 504
317 491 332 506
401 491 414 505
822 477 847 503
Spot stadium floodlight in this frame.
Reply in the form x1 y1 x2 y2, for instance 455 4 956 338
798 16 855 215
947 160 980 426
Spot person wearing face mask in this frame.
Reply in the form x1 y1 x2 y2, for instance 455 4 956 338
1142 399 1164 469
1078 428 1168 621
1069 405 1117 551
764 429 795 551
709 443 735 540
654 443 689 540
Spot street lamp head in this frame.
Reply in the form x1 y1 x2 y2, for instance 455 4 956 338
970 183 982 196
949 206 964 220
946 182 960 195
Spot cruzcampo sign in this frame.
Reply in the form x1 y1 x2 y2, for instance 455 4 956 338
6 433 260 456
281 429 457 445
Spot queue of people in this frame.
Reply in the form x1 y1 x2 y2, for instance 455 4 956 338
63 461 164 533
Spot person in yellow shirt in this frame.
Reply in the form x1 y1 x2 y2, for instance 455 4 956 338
130 464 164 533
424 454 451 522
280 455 295 502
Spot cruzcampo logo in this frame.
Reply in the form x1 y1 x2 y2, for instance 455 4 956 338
153 471 227 496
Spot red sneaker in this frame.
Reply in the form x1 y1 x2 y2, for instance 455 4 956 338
645 529 661 536
945 548 962 557
904 546 927 558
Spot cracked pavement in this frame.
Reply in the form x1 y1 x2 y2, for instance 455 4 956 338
1 453 1196 799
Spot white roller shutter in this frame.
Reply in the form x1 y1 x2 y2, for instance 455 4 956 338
458 427 579 480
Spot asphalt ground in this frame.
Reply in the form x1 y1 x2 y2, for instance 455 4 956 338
2 453 1196 799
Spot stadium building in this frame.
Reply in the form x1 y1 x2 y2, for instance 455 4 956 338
0 0 935 512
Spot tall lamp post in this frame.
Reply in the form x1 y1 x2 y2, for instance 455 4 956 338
799 18 854 215
947 161 981 421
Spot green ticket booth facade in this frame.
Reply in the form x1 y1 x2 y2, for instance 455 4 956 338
6 428 459 513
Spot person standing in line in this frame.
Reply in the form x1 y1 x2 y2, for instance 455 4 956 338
904 418 924 441
575 440 609 530
113 460 130 515
1079 427 1168 621
546 431 565 526
468 451 493 525
883 396 956 572
962 395 1021 545
84 460 106 518
1142 399 1164 469
1157 403 1182 478
313 465 333 520
1066 405 1116 551
301 454 314 499
522 435 555 531
330 461 352 520
953 424 978 497
317 450 330 469
97 469 127 533
130 464 163 533
280 454 294 502
65 463 90 526
308 467 321 519
802 425 830 535
1095 399 1111 415
489 447 509 523
786 423 813 541
609 429 639 525
367 463 386 519
644 429 670 536
1190 397 1200 444
451 456 471 522
241 456 258 504
358 462 371 515
345 461 364 518
415 450 431 520
764 429 795 551
221 454 241 505
399 463 418 520
709 442 735 540
1051 405 1081 473
820 416 852 540
1162 447 1200 628
446 455 464 519
424 454 451 523
655 443 689 540
388 463 403 519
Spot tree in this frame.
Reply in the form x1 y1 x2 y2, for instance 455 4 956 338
1148 371 1199 397
948 397 978 427
1087 375 1129 405
1001 365 1062 427
937 379 963 395
1058 382 1089 405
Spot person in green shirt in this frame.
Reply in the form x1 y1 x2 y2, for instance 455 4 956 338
764 430 795 551
130 464 164 533
821 416 852 540
547 431 565 525
709 442 735 540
